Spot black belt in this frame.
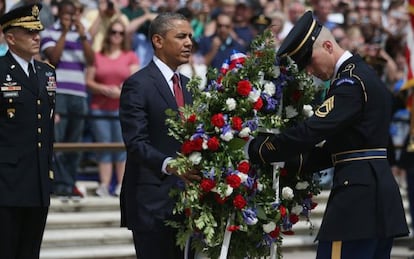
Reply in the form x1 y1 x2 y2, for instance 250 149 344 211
331 148 387 166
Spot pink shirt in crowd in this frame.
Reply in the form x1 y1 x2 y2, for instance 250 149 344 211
90 51 139 111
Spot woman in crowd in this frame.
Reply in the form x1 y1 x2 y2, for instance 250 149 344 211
86 19 139 197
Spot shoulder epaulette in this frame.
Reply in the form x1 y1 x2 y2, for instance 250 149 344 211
44 61 55 69
333 62 367 103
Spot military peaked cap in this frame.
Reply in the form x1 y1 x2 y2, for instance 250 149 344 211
0 3 43 32
277 10 322 70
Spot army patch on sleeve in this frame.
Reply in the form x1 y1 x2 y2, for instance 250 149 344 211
335 78 355 86
315 96 334 118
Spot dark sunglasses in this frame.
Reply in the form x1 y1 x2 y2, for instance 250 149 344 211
217 23 231 28
110 30 125 36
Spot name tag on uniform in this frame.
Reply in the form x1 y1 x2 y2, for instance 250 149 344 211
3 91 19 98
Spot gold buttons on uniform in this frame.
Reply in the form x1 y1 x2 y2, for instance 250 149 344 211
37 99 41 105
8 98 13 103
38 142 42 148
37 114 41 119
344 180 349 186
37 128 41 134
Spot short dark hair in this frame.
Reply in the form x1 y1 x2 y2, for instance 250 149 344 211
148 12 188 39
58 0 75 12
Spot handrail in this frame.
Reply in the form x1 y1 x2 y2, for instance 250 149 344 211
53 142 125 152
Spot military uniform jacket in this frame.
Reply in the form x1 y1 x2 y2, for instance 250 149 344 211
250 55 409 241
0 51 56 207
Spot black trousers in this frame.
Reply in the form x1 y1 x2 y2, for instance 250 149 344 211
316 238 393 259
0 206 48 259
132 228 195 259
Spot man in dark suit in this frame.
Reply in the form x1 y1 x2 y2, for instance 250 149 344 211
247 11 409 258
119 12 200 259
0 3 56 259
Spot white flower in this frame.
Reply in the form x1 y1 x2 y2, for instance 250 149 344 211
285 105 298 118
188 152 202 165
263 222 276 233
226 98 237 111
248 89 261 102
202 139 208 150
237 172 248 183
273 65 280 78
225 185 233 197
203 92 211 98
257 181 263 192
291 204 303 215
220 131 234 142
258 71 265 84
295 181 309 190
263 81 276 96
238 127 251 138
281 187 294 200
303 104 314 117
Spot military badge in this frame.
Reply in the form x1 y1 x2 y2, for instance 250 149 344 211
316 96 334 118
32 5 40 18
6 108 15 119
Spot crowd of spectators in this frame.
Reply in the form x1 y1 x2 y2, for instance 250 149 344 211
0 0 412 199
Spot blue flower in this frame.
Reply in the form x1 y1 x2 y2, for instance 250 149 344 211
242 208 258 225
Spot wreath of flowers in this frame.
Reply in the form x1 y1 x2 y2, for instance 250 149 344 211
166 30 322 259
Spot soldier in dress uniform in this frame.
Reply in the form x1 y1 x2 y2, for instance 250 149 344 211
247 11 409 258
0 3 56 259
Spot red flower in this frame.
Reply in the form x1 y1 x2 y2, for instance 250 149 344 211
269 226 280 238
181 140 193 155
226 174 242 188
184 208 192 217
211 113 225 128
227 225 240 232
280 168 288 177
231 116 243 131
253 97 263 111
217 75 223 84
207 137 220 151
254 50 264 57
200 178 216 192
292 90 302 102
237 80 252 96
289 214 299 224
214 193 228 204
279 205 287 217
192 137 203 151
237 161 250 174
311 202 318 210
233 194 247 209
187 114 196 123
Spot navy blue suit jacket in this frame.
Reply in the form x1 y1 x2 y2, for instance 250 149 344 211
119 60 192 232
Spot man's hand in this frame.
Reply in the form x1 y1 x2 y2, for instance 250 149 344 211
166 164 201 185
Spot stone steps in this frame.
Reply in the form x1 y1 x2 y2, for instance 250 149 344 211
39 182 413 259
40 244 135 259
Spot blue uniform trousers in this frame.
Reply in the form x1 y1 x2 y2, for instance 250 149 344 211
316 238 393 259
